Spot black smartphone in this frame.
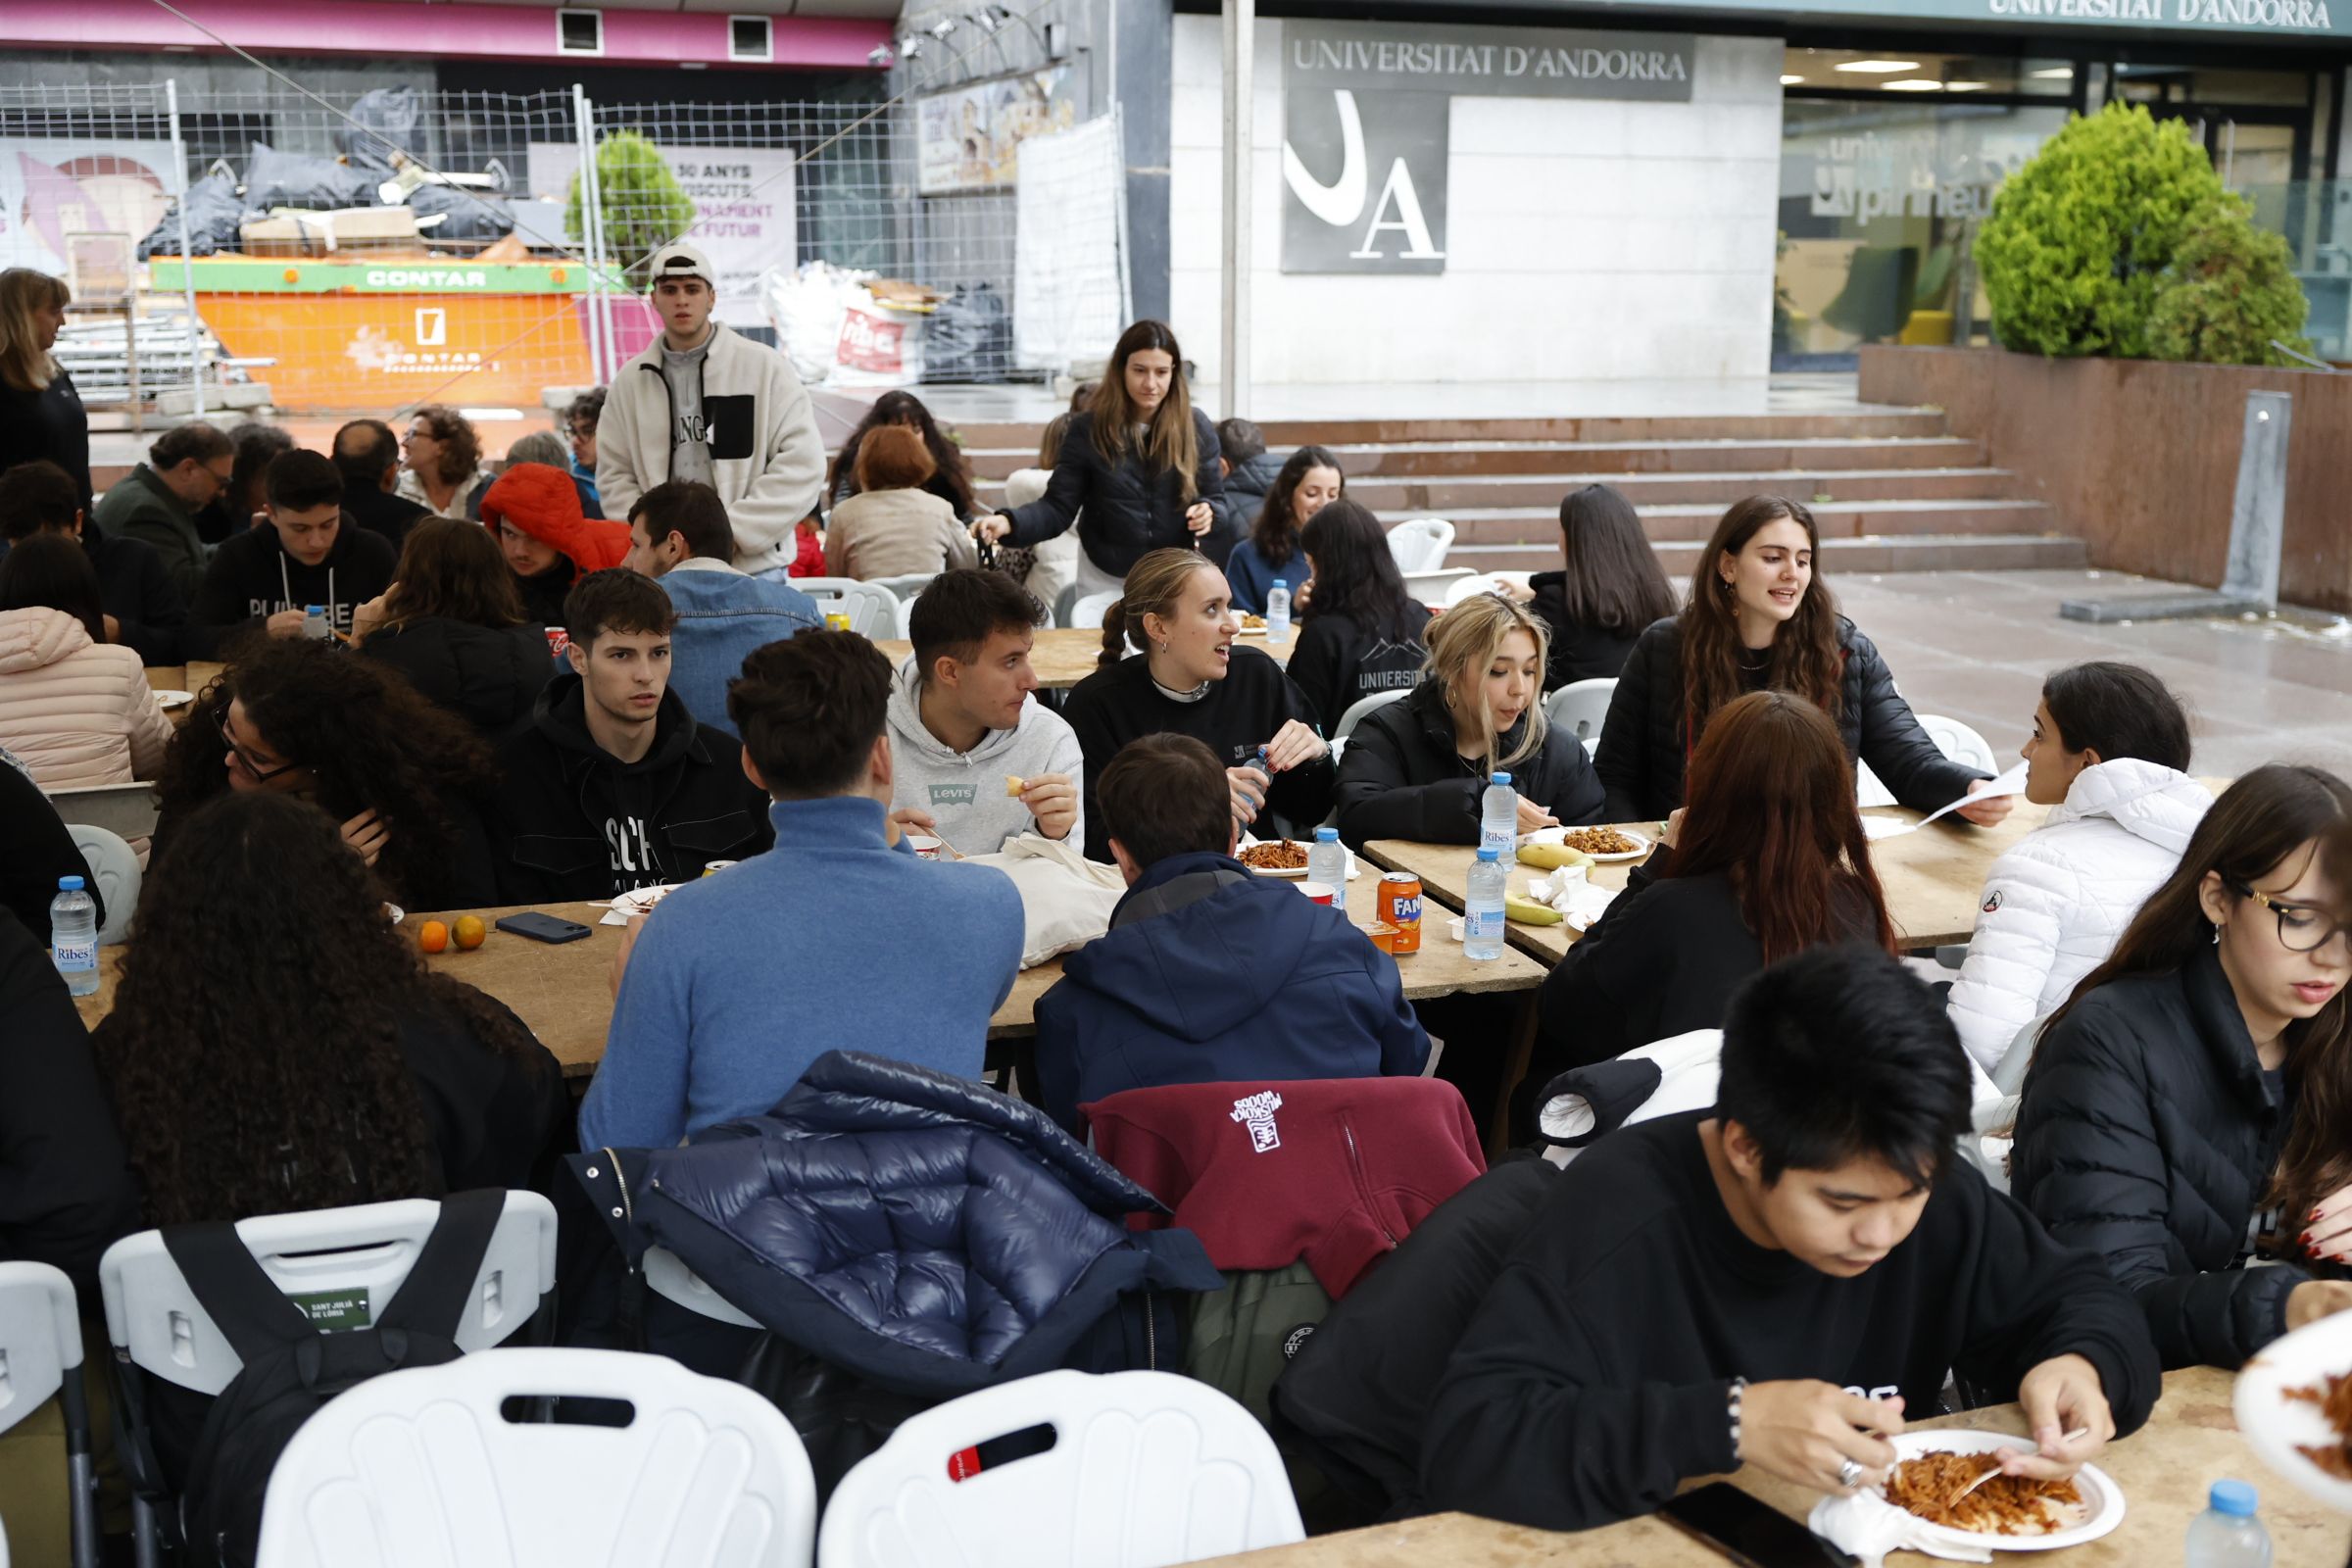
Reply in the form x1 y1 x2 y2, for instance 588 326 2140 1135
1658 1484 1854 1568
494 911 594 945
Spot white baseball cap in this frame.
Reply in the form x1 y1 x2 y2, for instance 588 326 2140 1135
645 241 714 290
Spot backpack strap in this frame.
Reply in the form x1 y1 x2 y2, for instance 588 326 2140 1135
376 1188 508 1337
159 1222 321 1364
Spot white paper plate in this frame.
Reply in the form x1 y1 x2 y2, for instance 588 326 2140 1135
151 689 195 709
1240 837 1358 881
2234 1308 2352 1512
1523 825 1653 863
1882 1431 2124 1553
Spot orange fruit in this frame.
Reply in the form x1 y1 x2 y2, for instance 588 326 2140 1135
418 920 450 954
454 915 486 951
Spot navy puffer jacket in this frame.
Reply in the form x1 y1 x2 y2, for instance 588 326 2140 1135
573 1051 1220 1396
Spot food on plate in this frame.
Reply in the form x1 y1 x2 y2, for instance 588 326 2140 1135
1005 773 1027 798
1559 826 1643 857
1517 842 1594 871
453 914 487 951
1239 840 1309 871
2286 1370 2352 1478
1240 612 1267 629
1503 894 1565 926
1884 1452 2085 1536
417 919 450 955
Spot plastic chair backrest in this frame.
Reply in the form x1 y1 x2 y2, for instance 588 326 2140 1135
1069 591 1120 631
1442 572 1519 606
1053 582 1081 631
818 1369 1303 1568
0 1262 79 1441
642 1247 760 1330
64 823 139 946
44 780 159 843
254 1347 818 1567
791 577 899 639
1918 713 1999 775
870 572 938 603
1543 677 1617 744
99 1193 558 1397
1386 517 1454 574
1332 689 1410 745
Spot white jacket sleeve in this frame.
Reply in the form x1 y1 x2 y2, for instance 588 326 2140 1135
1946 847 2079 1076
728 354 827 569
596 374 649 526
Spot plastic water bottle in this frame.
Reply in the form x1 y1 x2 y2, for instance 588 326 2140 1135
2184 1481 2272 1568
49 876 98 998
1264 579 1291 644
1309 826 1348 913
1465 847 1506 960
1481 770 1518 858
302 604 330 640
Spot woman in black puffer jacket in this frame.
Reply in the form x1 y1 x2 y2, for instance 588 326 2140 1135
2012 766 2352 1371
1592 496 2000 826
977 320 1232 597
351 516 553 738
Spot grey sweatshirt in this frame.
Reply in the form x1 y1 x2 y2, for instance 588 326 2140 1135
886 657 1087 857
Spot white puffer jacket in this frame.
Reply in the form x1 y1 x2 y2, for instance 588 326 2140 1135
1946 759 2213 1075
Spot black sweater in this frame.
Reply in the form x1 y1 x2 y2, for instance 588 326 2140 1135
1062 646 1336 862
2012 947 2313 1371
186 520 398 658
1003 410 1235 580
1285 603 1430 734
1334 678 1604 852
1421 1111 2161 1531
0 760 102 941
358 615 554 738
1526 572 1645 692
0 370 92 514
1595 615 1984 822
80 526 187 665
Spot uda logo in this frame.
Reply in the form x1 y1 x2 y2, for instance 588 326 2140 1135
1281 88 1450 275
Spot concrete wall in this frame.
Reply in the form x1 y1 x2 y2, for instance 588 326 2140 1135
1166 16 1784 388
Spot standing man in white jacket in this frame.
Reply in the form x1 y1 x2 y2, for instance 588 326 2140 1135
596 242 826 576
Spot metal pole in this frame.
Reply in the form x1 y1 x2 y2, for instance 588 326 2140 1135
1219 0 1254 419
571 84 606 380
166 79 205 418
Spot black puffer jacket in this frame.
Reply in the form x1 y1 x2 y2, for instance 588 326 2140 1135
1003 410 1233 580
1335 678 1604 851
2011 947 2309 1371
358 615 554 738
1594 615 1984 822
1525 572 1644 691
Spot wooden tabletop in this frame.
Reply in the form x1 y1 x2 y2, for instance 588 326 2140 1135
73 883 1540 1079
876 626 1295 691
1200 1365 2352 1566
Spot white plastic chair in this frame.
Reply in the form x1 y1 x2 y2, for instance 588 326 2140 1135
45 780 160 842
1858 713 2000 810
869 572 938 604
254 1347 818 1567
818 1370 1303 1568
1385 517 1454 574
1331 690 1411 754
792 577 901 639
65 824 138 946
642 1247 760 1331
1069 590 1120 631
1399 567 1473 606
1442 571 1527 606
1544 677 1617 746
0 1262 98 1568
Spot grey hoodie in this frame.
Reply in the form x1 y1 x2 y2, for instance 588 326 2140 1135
887 657 1087 857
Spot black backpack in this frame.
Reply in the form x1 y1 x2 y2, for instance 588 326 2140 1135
157 1189 506 1568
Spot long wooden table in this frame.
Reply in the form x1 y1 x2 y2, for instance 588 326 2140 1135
1201 1365 2352 1566
876 625 1295 691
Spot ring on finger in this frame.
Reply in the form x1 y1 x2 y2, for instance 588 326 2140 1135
1838 1457 1864 1491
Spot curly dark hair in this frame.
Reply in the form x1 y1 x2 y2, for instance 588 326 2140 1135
829 390 976 517
93 791 542 1227
156 641 494 909
409 404 483 488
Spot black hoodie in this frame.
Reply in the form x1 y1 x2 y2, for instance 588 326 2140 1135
1526 570 1645 692
184 515 397 658
78 526 187 665
488 672 774 903
1284 603 1431 732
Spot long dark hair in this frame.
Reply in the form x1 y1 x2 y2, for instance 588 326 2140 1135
1666 690 1895 963
1680 496 1844 748
156 641 494 908
1250 445 1343 573
2042 662 2192 771
0 531 105 642
385 517 529 630
1300 498 1420 645
226 421 297 520
1555 483 1676 636
1090 320 1201 502
831 390 976 517
94 791 542 1227
2037 765 2352 1238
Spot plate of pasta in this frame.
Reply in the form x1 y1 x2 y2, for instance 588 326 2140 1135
1879 1432 2121 1552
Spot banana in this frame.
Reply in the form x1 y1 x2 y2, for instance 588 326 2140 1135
1504 894 1566 926
1517 842 1594 871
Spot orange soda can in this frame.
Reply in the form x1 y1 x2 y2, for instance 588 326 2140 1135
1376 871 1423 955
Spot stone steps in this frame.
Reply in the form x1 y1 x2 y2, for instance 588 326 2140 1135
1454 534 2090 575
960 434 1989 482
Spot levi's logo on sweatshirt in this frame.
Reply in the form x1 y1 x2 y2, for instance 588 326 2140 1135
928 782 980 808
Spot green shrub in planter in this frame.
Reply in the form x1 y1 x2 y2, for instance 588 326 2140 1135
2148 203 2312 367
1977 103 2229 360
564 130 698 286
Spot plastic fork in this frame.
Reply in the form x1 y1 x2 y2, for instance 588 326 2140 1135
1949 1429 2093 1505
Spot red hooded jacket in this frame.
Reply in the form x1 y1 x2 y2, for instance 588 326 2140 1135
1084 1076 1485 1299
481 463 631 579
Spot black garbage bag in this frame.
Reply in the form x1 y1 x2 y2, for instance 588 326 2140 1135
924 281 1013 382
336 86 419 174
405 181 514 241
242 142 377 212
136 170 246 259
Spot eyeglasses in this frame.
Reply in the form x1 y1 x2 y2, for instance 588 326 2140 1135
2229 878 2352 956
215 707 303 788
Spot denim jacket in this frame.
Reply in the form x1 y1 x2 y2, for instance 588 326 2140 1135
657 560 822 732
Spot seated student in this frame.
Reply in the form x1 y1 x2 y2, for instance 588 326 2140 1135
350 517 555 738
1282 498 1430 731
90 420 232 600
1034 734 1425 1131
1539 691 1894 1070
155 639 500 911
397 403 498 520
1 459 186 664
0 533 172 799
198 420 296 546
2012 765 2352 1371
1596 496 2006 826
331 417 432 550
825 424 979 581
825 389 978 518
1421 944 2159 1531
1061 548 1334 862
1513 482 1678 690
186 449 397 656
1223 446 1342 616
580 630 1023 1150
887 567 1083 854
482 461 632 628
490 568 772 902
1335 591 1603 850
619 479 820 733
493 430 601 519
564 386 606 515
0 750 102 942
1214 416 1285 546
